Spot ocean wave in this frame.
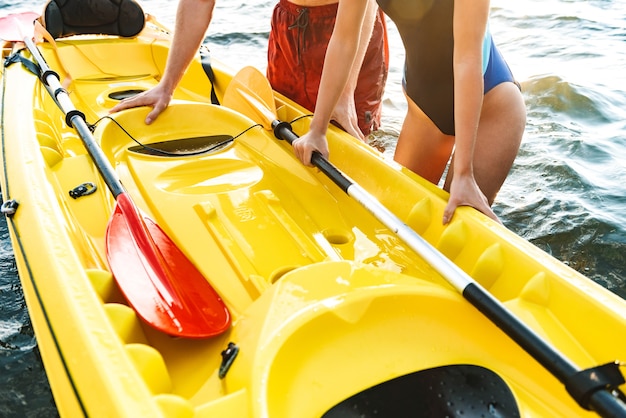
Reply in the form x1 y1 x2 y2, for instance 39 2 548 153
498 186 626 298
209 31 269 49
0 278 36 353
529 219 626 299
0 320 36 352
500 135 626 233
522 74 624 123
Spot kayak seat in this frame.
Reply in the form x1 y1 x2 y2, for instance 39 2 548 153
323 364 520 418
41 0 145 39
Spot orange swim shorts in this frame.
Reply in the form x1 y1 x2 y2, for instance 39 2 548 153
267 0 389 136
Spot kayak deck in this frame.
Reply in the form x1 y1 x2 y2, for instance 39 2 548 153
1 23 625 417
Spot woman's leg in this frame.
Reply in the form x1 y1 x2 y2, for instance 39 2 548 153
393 92 455 185
444 82 526 204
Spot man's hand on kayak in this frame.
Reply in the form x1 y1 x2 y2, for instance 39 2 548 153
109 84 173 124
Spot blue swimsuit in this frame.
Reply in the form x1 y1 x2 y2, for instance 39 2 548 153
377 0 517 135
482 26 517 94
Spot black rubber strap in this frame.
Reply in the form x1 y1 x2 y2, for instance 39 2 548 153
4 52 40 77
564 361 626 410
65 109 86 129
5 52 62 88
200 47 220 105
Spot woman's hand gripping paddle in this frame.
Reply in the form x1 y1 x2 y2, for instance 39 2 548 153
222 66 626 417
0 12 230 338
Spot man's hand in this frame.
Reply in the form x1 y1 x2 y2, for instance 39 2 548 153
109 83 173 125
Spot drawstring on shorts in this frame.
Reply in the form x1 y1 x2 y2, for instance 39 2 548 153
288 8 309 65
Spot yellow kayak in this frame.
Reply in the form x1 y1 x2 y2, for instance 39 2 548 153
1 12 625 418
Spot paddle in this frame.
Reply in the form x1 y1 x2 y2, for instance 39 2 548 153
0 11 39 43
0 12 230 338
223 66 626 417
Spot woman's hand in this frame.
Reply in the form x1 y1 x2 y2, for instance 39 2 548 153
331 93 364 140
443 173 501 225
292 130 330 167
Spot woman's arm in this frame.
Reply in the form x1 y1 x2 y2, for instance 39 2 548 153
332 0 378 139
443 0 499 223
292 0 370 165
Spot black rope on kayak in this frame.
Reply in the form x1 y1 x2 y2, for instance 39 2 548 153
90 114 313 157
91 115 263 157
290 114 314 124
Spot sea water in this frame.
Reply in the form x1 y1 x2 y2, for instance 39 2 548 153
0 0 625 415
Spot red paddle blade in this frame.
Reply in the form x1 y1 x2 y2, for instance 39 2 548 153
106 193 230 338
0 12 39 42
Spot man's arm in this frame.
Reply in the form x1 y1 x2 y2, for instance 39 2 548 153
109 0 216 124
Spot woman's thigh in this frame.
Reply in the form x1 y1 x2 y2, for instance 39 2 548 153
393 92 455 185
444 82 526 202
